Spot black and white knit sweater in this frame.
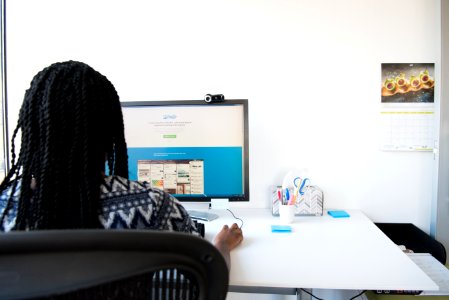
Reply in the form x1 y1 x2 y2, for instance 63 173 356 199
0 175 200 235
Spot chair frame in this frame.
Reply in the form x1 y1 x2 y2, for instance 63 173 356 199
0 229 229 300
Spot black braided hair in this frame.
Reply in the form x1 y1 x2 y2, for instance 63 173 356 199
0 61 128 230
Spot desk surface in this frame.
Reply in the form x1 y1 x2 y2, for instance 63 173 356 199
201 208 438 291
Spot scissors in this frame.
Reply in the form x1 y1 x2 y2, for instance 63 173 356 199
293 177 310 196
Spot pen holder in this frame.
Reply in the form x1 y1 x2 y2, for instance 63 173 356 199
279 204 296 224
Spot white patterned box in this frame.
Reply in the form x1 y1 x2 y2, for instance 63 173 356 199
272 185 323 216
294 185 324 216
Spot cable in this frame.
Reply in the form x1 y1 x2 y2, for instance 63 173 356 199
299 289 324 300
349 290 366 300
226 209 244 229
298 289 366 300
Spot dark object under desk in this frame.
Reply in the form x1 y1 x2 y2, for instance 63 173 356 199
375 222 447 265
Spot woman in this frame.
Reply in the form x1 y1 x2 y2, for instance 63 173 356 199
0 60 242 266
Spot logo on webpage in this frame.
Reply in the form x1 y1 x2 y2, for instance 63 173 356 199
163 114 177 120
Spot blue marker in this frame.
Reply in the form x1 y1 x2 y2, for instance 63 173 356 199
285 188 290 204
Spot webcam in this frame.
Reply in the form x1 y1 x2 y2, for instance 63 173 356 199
204 94 225 103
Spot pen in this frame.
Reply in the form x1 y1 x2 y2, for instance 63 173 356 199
289 187 299 205
285 188 290 205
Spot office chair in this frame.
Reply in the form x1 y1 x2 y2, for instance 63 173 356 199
0 229 229 300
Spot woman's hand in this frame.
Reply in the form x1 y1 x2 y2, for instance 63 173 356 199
213 223 243 269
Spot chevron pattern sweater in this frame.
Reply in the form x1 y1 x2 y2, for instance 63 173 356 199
0 175 200 235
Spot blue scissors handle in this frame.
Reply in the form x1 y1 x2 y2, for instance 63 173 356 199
293 177 302 188
299 178 309 195
294 177 310 195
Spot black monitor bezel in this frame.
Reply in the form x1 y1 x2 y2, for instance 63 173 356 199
120 99 250 202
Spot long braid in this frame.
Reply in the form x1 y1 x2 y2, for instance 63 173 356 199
79 70 96 228
0 61 129 230
34 70 58 228
11 70 53 229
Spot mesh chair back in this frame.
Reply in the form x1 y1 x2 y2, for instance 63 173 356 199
0 230 229 300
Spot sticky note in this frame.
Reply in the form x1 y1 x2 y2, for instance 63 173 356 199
328 210 350 218
271 225 292 232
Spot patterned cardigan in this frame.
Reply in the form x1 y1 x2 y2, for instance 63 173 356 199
0 175 200 235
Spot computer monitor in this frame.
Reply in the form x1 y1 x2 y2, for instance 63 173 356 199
120 100 249 219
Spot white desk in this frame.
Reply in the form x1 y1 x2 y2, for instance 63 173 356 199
201 208 438 293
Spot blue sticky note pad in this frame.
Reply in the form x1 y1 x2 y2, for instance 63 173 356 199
271 225 292 233
328 210 350 218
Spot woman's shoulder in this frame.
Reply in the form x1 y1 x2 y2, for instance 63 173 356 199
0 179 22 201
0 180 21 232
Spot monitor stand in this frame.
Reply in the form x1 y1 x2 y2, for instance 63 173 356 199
187 210 219 222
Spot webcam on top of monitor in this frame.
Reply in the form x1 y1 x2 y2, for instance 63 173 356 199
204 94 225 103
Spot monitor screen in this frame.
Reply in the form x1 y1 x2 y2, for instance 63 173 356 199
121 100 249 202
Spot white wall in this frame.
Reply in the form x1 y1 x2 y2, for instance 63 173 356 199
5 0 440 232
